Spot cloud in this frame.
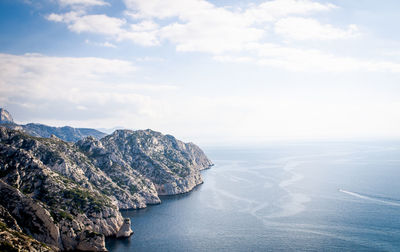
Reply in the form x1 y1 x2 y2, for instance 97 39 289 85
123 0 214 19
215 43 400 72
45 0 400 73
57 0 109 7
85 39 117 48
275 17 359 40
47 12 160 46
158 16 263 53
1 52 399 143
135 56 165 62
123 0 336 53
124 0 334 21
48 12 125 36
0 53 175 125
46 0 349 53
244 0 336 23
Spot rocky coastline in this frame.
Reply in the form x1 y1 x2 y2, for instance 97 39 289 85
0 109 212 251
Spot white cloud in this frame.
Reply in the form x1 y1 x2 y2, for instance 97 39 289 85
69 14 125 35
117 0 348 53
215 43 400 72
119 30 160 46
48 12 125 35
45 0 400 73
0 53 175 125
57 0 109 7
47 0 349 53
124 0 334 21
135 56 165 62
85 39 117 48
124 0 266 53
101 41 116 48
275 17 359 40
1 53 399 143
130 20 159 31
159 20 263 53
244 0 336 23
47 12 160 46
123 0 214 19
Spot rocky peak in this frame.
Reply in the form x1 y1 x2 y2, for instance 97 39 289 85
0 108 14 124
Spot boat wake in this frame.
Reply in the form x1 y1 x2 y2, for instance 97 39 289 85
339 189 400 207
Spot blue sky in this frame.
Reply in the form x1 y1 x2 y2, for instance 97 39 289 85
1 0 400 144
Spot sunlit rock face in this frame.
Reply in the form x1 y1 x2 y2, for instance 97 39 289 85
116 218 133 238
98 129 213 195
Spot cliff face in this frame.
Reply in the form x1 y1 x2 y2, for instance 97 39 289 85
76 136 160 209
0 204 55 252
98 129 213 195
0 126 212 251
0 128 127 251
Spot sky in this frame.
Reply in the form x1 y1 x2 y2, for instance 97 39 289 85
0 0 400 145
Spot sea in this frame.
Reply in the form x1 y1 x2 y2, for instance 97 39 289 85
106 141 400 251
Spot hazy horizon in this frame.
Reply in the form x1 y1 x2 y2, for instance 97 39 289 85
1 0 400 145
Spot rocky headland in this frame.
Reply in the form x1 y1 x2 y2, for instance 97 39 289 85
0 109 212 251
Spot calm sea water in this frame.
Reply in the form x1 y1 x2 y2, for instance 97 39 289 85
106 141 400 251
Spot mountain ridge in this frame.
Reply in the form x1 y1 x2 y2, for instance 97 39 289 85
0 108 106 142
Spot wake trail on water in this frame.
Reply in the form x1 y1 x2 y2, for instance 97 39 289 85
339 189 400 207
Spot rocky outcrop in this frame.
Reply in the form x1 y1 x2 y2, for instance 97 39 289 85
0 124 212 251
116 218 133 238
0 108 13 124
97 129 213 196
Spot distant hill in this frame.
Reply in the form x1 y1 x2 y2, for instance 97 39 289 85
22 123 106 142
0 108 106 142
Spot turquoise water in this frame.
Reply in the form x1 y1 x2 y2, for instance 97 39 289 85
106 141 400 251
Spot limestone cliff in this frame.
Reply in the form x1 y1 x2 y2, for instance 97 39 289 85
0 128 127 251
0 125 212 251
97 129 213 195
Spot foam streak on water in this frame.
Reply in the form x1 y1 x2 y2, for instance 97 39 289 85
339 189 400 207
